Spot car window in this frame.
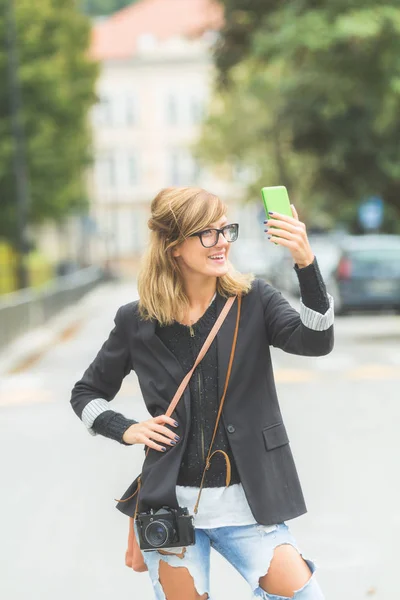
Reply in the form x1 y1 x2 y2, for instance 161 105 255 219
349 248 400 277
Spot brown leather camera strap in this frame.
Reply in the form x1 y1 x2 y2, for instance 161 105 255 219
165 294 237 419
193 294 242 515
116 294 238 505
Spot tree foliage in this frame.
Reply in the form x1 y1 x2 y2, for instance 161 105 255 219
0 0 98 246
202 0 400 227
214 0 276 86
81 0 137 17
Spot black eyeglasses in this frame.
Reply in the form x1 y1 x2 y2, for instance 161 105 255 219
189 223 239 248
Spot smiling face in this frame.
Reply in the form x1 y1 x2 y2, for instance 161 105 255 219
173 215 231 280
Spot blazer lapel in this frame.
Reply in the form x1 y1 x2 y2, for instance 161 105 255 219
139 318 185 387
216 295 239 401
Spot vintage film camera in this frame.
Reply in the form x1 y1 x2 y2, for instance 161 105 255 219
136 506 195 551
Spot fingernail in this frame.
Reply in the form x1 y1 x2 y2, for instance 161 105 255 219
174 435 180 441
161 447 166 452
173 421 179 427
268 211 274 215
267 236 271 239
170 441 177 445
263 220 268 224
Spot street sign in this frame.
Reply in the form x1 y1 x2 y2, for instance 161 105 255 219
358 196 384 231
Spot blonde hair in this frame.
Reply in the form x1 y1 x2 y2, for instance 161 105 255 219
138 187 253 324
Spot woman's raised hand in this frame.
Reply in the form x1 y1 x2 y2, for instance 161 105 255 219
264 205 314 268
122 415 180 451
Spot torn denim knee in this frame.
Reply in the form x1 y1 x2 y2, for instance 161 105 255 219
143 548 210 600
247 532 301 594
254 556 325 600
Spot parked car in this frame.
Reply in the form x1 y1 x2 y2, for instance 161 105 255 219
269 235 341 297
326 234 400 314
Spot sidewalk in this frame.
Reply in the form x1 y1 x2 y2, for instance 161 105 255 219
0 279 138 377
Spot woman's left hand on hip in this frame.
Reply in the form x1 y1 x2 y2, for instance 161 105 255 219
264 204 314 268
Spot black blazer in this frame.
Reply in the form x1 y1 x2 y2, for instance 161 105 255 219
70 279 334 525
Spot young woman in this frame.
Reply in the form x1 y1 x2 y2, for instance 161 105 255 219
71 187 334 600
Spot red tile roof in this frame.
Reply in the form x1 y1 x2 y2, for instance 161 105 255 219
91 0 224 61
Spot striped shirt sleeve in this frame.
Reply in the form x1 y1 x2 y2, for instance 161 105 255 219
81 398 111 436
300 293 334 331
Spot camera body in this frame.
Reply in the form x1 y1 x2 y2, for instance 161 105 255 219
136 506 195 551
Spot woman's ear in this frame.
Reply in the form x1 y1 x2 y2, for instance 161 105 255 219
172 245 180 258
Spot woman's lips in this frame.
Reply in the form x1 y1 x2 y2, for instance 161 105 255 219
208 253 225 264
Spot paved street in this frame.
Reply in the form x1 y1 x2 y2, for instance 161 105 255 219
1 280 399 600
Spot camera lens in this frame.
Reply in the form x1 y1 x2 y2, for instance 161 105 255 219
144 519 175 548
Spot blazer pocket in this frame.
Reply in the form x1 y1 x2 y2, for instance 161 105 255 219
262 422 289 451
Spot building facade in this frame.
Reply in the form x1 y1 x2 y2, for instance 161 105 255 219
86 0 261 268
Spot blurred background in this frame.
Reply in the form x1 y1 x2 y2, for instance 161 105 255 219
1 1 399 599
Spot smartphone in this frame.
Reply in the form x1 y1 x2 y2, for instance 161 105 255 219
261 186 293 244
261 186 292 219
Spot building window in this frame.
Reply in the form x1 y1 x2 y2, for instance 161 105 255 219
94 95 113 126
95 154 116 189
190 97 205 125
125 95 136 126
94 94 138 127
168 150 180 184
167 149 198 185
128 153 139 185
105 157 116 187
166 94 179 126
192 157 202 183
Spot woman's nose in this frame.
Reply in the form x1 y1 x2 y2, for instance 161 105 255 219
216 231 229 247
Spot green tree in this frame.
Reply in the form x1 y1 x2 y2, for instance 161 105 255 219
214 0 275 86
197 59 318 218
0 0 98 246
81 0 138 17
202 1 400 227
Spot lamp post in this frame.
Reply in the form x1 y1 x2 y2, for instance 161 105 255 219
5 0 30 289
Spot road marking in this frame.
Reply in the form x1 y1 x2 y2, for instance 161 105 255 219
0 374 53 406
346 364 400 380
275 364 400 383
0 388 53 406
275 369 317 383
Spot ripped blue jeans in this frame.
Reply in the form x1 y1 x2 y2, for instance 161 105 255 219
138 522 325 600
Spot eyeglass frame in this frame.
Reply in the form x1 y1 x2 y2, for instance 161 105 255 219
188 223 239 248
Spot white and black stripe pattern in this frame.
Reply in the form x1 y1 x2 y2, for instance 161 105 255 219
300 293 334 331
81 398 111 436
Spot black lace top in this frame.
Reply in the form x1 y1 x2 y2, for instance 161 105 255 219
155 296 241 487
